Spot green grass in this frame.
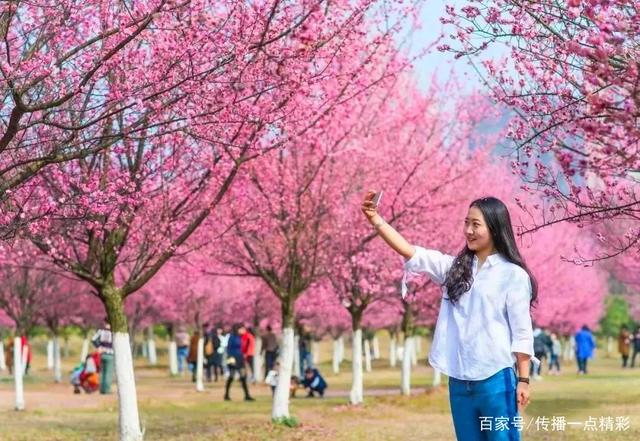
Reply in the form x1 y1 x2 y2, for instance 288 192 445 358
1 336 639 440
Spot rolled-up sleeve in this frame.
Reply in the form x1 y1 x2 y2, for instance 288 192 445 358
401 246 455 297
506 270 534 357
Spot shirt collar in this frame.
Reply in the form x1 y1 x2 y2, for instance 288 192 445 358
473 253 506 267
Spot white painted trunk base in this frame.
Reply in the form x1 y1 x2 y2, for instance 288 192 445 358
606 336 613 357
53 337 62 383
332 338 341 374
416 336 422 355
168 341 178 376
337 336 344 363
80 338 90 362
47 340 54 370
147 339 157 366
372 336 380 359
401 337 414 395
432 369 442 387
568 338 575 361
350 329 364 405
254 336 263 382
411 337 418 367
389 335 397 368
196 337 204 392
14 337 25 410
21 345 29 376
364 339 372 373
292 334 300 377
113 333 143 441
272 327 294 419
312 340 320 364
0 341 6 371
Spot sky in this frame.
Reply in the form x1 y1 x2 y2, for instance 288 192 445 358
407 1 509 91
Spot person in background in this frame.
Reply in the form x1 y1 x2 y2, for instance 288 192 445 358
241 326 256 382
531 325 550 380
618 325 632 368
261 325 279 379
224 324 254 401
302 367 327 398
92 319 114 394
575 325 596 375
548 333 562 375
298 326 313 378
219 326 230 378
174 325 190 374
206 326 223 382
265 361 280 396
631 327 640 368
187 328 200 382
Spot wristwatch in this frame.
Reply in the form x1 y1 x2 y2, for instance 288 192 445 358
517 377 530 384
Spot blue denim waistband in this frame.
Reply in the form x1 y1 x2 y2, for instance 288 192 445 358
449 367 516 395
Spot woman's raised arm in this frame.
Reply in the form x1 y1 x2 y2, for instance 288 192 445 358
361 190 415 259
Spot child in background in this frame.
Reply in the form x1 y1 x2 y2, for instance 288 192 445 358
265 362 302 398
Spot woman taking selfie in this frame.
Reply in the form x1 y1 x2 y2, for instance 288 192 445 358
362 192 536 441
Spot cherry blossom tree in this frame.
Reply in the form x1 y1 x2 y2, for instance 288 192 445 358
442 0 640 260
3 1 415 437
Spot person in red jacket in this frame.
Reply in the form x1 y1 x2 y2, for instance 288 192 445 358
240 326 256 382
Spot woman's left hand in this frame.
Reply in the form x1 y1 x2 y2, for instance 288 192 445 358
516 382 530 411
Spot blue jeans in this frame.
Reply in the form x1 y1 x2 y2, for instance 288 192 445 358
448 367 520 441
177 346 188 373
299 350 313 377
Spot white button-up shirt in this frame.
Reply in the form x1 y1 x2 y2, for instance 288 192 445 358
404 246 534 381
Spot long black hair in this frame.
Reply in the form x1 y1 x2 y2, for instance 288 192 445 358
443 197 538 307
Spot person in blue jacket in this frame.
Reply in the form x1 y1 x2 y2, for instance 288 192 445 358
574 325 596 375
302 367 327 398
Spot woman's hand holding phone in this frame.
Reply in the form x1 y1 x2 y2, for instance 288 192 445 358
361 190 381 222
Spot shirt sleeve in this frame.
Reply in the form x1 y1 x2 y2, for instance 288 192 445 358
506 269 534 357
401 246 455 297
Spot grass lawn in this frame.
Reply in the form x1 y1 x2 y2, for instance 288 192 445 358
1 335 639 440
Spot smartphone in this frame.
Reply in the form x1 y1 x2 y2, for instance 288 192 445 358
372 191 383 207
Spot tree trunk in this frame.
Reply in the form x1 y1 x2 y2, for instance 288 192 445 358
103 289 143 441
389 332 397 367
401 336 414 395
195 336 204 392
606 336 613 358
21 342 29 376
254 335 263 382
332 338 341 374
372 336 380 359
432 368 442 387
272 326 294 419
364 338 372 373
0 341 6 371
350 328 364 405
292 334 300 377
80 338 90 362
416 335 422 355
141 339 148 359
147 327 157 366
53 336 62 383
14 336 25 410
411 337 418 367
337 335 344 363
312 339 320 364
64 336 69 358
168 341 178 376
47 339 54 370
